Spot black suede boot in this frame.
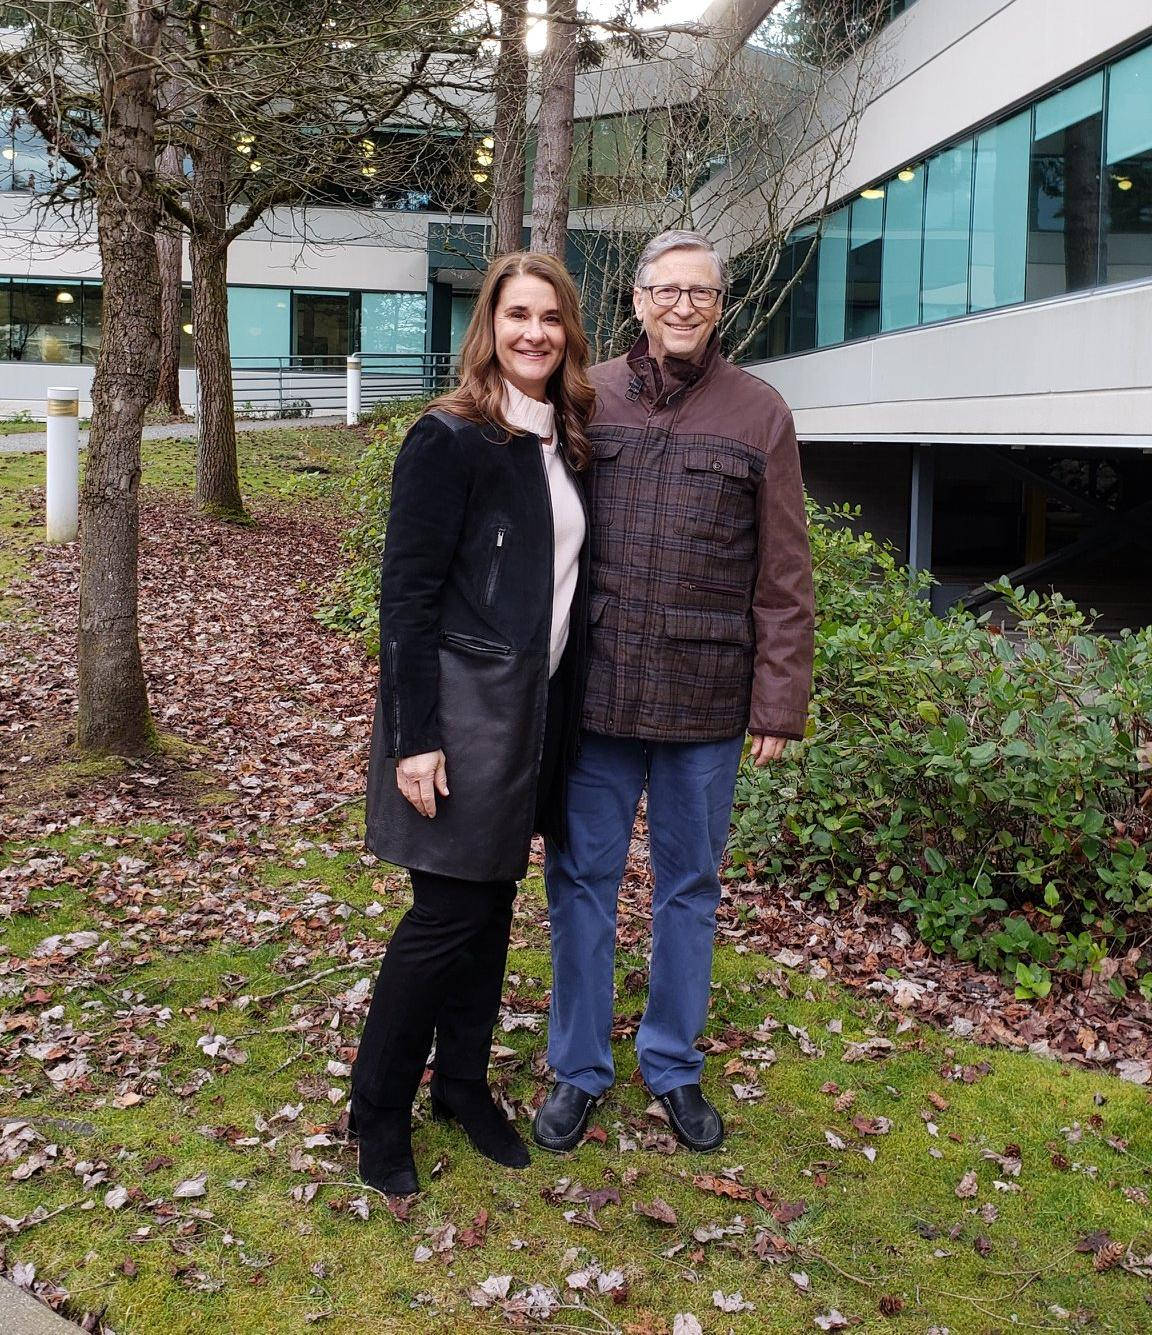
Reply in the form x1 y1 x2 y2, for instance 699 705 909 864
428 1075 530 1168
350 1091 420 1196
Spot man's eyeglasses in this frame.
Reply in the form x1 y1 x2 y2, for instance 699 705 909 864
639 284 724 310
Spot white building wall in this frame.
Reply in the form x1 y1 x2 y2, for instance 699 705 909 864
752 280 1152 445
741 0 1152 446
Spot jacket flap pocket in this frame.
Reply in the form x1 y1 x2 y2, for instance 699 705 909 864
589 432 627 460
664 608 751 645
684 449 749 480
589 593 611 624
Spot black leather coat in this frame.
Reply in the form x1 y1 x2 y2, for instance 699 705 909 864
365 409 589 881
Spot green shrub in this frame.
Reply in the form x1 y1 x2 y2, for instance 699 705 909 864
729 503 1152 987
323 438 1152 985
316 400 427 650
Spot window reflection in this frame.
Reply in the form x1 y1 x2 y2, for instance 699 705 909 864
971 113 1030 311
10 281 85 362
1027 73 1103 299
1103 44 1152 284
922 142 973 322
847 193 883 337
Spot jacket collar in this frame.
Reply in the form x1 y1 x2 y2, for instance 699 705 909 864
625 329 722 409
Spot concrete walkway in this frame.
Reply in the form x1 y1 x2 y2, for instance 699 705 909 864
0 414 346 455
0 1277 79 1332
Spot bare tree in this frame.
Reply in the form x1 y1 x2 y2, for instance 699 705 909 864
1 0 164 755
154 143 186 418
568 0 891 359
529 0 579 258
491 0 528 255
152 0 488 518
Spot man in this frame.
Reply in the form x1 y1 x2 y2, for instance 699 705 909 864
533 230 814 1154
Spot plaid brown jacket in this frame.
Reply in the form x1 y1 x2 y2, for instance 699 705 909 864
582 333 814 742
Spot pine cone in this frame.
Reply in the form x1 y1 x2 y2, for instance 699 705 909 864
878 1294 905 1316
1093 1240 1126 1272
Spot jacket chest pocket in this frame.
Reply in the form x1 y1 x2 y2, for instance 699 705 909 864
672 449 753 545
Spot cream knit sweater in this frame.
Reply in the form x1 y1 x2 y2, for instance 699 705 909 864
501 380 585 677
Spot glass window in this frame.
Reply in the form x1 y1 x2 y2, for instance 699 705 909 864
292 290 349 362
847 192 883 338
817 206 849 346
10 279 84 362
180 287 194 369
361 291 425 355
228 286 290 362
1027 72 1103 299
881 164 924 330
361 291 426 375
0 279 10 358
789 229 819 352
970 111 1030 311
450 293 475 356
81 282 102 364
922 141 973 322
8 114 55 192
1103 44 1152 285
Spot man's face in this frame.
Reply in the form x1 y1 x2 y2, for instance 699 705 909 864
633 247 723 365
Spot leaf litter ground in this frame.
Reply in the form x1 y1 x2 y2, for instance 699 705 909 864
1 432 1150 1333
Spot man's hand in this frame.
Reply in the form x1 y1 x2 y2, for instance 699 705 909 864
396 749 449 817
748 733 788 767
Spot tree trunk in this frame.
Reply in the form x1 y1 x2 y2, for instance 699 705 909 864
154 147 185 416
77 2 163 756
189 137 244 518
491 0 528 256
530 0 577 259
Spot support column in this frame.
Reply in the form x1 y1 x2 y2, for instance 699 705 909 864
908 443 935 580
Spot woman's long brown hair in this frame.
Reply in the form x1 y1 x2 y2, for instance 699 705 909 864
430 251 595 470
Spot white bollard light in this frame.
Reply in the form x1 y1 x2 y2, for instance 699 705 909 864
346 353 362 426
45 387 80 544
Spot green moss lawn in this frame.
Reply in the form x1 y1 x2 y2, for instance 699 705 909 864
2 425 1150 1334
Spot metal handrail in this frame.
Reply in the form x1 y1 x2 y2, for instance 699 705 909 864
229 351 456 417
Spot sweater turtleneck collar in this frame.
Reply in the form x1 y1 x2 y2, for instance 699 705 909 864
501 378 556 442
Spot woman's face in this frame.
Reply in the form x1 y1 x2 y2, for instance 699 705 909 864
493 274 566 402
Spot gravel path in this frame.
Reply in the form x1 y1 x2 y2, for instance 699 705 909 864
0 414 346 454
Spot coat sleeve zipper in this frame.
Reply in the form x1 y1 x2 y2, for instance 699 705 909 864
386 640 402 753
483 526 507 606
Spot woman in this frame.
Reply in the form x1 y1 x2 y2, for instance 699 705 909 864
351 252 594 1196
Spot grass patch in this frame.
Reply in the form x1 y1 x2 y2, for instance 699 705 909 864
3 830 1151 1334
139 428 364 502
0 449 46 615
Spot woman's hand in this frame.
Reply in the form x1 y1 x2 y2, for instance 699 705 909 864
396 750 449 818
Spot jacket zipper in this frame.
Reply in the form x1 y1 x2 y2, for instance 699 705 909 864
386 640 401 752
682 578 742 597
440 631 513 657
483 526 507 605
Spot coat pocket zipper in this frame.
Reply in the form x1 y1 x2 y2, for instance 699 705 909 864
483 526 507 606
386 640 402 752
440 631 514 658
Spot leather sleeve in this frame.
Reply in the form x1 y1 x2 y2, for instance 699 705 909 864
749 406 815 740
378 414 471 758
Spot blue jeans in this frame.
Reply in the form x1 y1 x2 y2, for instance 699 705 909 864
544 730 745 1097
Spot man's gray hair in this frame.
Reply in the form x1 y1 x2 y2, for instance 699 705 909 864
634 230 727 290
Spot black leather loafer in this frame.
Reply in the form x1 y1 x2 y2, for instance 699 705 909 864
532 1081 598 1153
655 1083 724 1152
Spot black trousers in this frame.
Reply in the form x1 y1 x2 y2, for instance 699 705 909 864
353 678 564 1109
